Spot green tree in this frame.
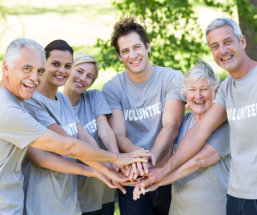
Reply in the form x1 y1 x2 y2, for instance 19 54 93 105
96 0 257 73
96 0 209 73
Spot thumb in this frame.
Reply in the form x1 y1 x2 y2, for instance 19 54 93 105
151 154 157 166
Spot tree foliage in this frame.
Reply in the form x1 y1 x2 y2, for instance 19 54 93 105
96 0 209 73
96 0 257 73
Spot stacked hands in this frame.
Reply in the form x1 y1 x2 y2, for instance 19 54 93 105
94 148 163 201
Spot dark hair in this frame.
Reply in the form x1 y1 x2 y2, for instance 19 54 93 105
111 17 149 55
45 39 73 59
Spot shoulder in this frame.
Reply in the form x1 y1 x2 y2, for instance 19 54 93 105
83 89 105 101
155 65 183 79
103 72 125 91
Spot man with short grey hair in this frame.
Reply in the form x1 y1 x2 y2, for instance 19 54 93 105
140 18 257 215
0 38 149 215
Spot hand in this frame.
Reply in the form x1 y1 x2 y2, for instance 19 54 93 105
112 180 126 194
92 170 117 189
149 153 157 166
133 180 160 200
106 166 130 183
116 148 150 166
139 167 165 188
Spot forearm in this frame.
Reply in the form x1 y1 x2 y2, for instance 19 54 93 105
160 141 221 181
151 100 184 162
66 137 118 164
115 133 141 152
27 147 95 176
77 123 99 148
98 123 119 153
151 125 177 162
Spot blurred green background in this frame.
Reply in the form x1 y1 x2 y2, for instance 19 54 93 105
0 0 256 214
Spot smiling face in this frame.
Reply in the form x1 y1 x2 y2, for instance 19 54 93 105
118 32 151 77
3 47 45 101
186 78 214 117
207 26 246 74
66 62 96 95
44 50 73 88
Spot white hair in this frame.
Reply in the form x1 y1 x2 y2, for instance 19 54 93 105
180 61 219 101
3 38 46 69
205 18 242 43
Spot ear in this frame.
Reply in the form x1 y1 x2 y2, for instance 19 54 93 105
240 35 246 49
3 60 9 77
118 54 122 62
146 43 151 53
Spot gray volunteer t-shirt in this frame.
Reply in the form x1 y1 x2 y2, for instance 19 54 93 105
214 66 257 199
23 90 80 215
0 89 46 215
73 89 115 212
170 112 230 215
102 65 184 150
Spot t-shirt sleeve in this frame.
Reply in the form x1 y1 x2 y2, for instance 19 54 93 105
24 98 56 127
60 93 80 123
93 90 112 117
102 79 122 110
164 69 185 102
206 121 230 158
213 79 227 108
0 105 47 149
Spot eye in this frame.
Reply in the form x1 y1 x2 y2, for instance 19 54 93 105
52 62 59 67
38 68 45 75
210 44 218 50
87 74 94 80
23 66 32 73
76 69 83 74
225 39 233 45
121 49 128 54
65 64 71 69
188 88 196 92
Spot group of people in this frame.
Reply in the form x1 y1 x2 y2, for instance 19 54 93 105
0 16 256 215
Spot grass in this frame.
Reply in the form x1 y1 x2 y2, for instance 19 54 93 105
2 3 114 17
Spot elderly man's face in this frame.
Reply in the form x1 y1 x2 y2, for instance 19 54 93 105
3 47 45 101
207 26 246 74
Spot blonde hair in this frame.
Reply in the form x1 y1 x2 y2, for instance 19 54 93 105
72 52 98 83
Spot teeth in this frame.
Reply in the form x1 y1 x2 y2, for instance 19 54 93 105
55 75 64 79
221 56 232 61
131 60 141 64
22 80 36 88
75 81 84 87
194 101 205 104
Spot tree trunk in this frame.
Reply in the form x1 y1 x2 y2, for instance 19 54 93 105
237 0 257 60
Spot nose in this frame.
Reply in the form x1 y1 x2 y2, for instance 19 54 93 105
219 44 228 55
129 49 137 59
195 90 203 99
30 70 39 82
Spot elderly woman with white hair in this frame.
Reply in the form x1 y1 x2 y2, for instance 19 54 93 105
134 61 231 215
63 53 118 215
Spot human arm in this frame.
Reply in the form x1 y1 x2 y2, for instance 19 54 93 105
134 143 221 199
26 146 117 189
150 100 185 165
29 128 150 166
108 109 141 152
108 109 149 178
97 114 119 153
140 104 227 187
